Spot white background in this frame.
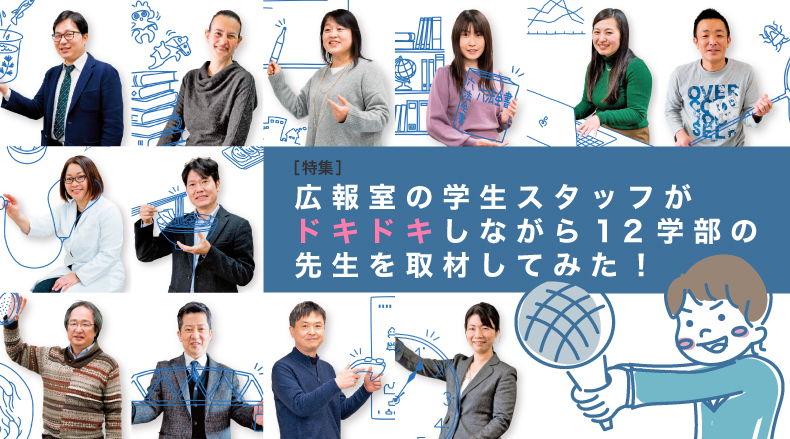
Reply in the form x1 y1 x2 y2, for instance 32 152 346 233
263 292 790 439
262 0 790 146
0 0 268 146
0 147 263 292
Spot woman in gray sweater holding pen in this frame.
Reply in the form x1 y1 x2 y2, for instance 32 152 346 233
157 10 258 146
267 9 389 146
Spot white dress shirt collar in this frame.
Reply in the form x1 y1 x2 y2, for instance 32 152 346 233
184 352 208 368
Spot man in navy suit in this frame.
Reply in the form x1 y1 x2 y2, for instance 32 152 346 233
0 10 123 146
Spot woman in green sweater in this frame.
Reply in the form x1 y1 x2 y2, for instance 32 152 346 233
575 8 652 144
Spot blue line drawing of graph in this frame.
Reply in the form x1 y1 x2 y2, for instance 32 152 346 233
130 190 217 250
222 146 264 170
452 68 519 143
264 116 306 144
6 146 46 165
689 55 790 146
760 22 790 53
0 361 34 439
525 0 585 36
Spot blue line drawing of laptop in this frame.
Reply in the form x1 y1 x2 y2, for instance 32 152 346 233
524 89 616 147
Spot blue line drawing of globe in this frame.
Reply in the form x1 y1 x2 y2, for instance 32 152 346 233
515 281 615 369
394 56 417 91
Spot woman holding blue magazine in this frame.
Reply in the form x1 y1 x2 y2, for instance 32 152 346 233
426 10 518 146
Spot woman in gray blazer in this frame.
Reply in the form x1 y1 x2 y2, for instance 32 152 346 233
395 303 517 439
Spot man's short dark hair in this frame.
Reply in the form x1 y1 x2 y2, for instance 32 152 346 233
694 8 730 38
53 10 89 35
177 302 212 331
182 157 220 186
209 10 242 36
289 301 326 327
64 301 102 339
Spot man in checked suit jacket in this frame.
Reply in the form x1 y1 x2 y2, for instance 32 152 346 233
0 11 123 146
134 157 255 292
132 302 263 438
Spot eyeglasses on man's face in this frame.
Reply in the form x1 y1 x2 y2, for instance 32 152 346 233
68 321 94 330
52 31 82 42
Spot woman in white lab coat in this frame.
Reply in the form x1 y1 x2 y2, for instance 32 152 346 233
2 155 125 292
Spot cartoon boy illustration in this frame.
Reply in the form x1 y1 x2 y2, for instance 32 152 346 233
572 255 783 438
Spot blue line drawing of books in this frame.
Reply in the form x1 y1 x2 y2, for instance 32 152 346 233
130 70 185 146
451 68 519 144
394 100 428 135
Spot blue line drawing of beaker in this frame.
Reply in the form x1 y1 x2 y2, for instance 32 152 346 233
0 30 23 84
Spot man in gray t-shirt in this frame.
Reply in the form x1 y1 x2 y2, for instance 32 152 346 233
665 8 773 146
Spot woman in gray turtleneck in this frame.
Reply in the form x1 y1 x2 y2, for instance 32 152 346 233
157 10 258 146
267 9 389 146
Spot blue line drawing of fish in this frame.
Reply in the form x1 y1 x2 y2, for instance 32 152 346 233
148 35 190 70
10 0 34 26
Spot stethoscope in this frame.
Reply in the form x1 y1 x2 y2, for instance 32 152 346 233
0 179 102 269
690 55 790 145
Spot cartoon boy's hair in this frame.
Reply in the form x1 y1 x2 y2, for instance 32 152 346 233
666 255 768 323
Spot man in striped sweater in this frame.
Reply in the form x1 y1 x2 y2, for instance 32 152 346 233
4 296 122 438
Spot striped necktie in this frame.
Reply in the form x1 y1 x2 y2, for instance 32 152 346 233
54 64 75 141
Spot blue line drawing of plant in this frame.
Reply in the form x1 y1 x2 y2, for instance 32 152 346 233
222 146 264 170
0 30 23 84
9 0 33 26
0 361 34 439
6 146 46 165
263 116 306 145
149 31 190 70
130 189 217 250
1 180 103 269
131 1 160 44
760 22 790 53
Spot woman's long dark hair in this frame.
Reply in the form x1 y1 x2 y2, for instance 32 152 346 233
319 9 367 67
586 9 635 104
450 10 494 94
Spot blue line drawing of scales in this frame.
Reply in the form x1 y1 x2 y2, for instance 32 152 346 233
130 191 217 250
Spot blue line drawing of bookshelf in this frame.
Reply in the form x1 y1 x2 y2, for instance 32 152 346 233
394 16 444 136
526 0 585 36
